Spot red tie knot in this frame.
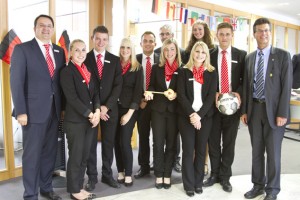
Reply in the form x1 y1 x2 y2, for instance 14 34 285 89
222 50 227 55
146 56 150 61
43 44 50 50
97 54 102 59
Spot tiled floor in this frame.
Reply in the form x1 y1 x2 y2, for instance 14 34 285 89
95 174 300 200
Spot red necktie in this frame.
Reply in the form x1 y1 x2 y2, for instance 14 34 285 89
82 64 91 84
96 54 103 79
146 56 151 90
43 44 55 78
220 50 229 93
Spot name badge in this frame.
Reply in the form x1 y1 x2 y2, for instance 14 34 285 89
82 80 86 83
174 72 178 75
54 49 59 53
189 78 194 81
104 60 110 63
231 60 237 63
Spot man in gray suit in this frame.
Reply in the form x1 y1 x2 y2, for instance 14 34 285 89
10 15 65 200
241 18 292 200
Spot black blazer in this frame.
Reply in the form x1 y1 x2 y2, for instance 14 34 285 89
148 63 182 113
84 50 123 112
60 61 100 123
292 53 300 89
177 67 217 119
210 46 246 96
118 65 144 110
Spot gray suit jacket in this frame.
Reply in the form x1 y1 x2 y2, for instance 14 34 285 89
242 46 293 129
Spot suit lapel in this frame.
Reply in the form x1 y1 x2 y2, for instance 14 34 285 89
32 39 52 76
69 62 91 94
266 47 276 83
248 52 256 93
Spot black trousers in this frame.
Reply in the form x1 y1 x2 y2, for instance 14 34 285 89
151 110 177 178
22 105 58 200
208 111 240 180
65 122 94 193
248 102 285 195
86 108 118 180
179 115 212 191
115 107 138 176
136 103 152 171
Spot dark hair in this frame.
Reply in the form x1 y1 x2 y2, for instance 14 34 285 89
217 22 233 32
92 25 109 37
253 18 271 33
141 31 156 42
34 14 54 27
186 20 214 53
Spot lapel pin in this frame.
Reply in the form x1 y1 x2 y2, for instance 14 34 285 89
270 73 273 77
82 80 86 83
104 60 110 63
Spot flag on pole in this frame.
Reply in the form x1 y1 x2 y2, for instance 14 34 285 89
179 7 188 24
191 11 199 26
231 17 238 31
0 29 22 64
57 30 70 62
166 2 176 20
223 17 231 23
209 16 216 31
152 0 162 15
217 17 224 24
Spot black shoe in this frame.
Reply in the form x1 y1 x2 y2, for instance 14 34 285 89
155 183 163 189
101 177 121 188
220 180 232 192
195 187 203 194
85 180 97 191
264 194 277 200
117 178 125 184
203 175 220 187
70 194 91 200
173 161 182 173
185 190 195 197
244 186 265 199
134 168 150 179
163 183 171 189
40 191 62 200
124 181 133 187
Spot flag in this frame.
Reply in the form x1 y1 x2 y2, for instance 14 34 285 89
231 17 238 31
209 16 216 31
238 18 245 31
179 7 188 24
217 17 223 24
166 1 176 20
200 14 206 21
223 17 231 23
191 11 199 26
57 30 70 62
151 0 162 15
0 29 22 65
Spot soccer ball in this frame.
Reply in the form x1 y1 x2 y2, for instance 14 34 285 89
216 93 240 115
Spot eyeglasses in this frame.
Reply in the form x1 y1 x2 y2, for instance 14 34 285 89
37 24 53 29
159 32 171 36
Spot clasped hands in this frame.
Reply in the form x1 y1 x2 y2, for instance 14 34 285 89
189 112 201 130
89 108 100 127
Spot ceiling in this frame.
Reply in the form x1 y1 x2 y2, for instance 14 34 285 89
201 0 300 25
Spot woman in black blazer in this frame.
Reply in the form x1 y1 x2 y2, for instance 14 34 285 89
60 39 100 200
114 38 143 186
177 41 217 197
144 38 182 189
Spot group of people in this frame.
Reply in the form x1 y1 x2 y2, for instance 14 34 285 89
10 14 292 200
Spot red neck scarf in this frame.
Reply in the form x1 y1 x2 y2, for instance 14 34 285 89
165 60 178 81
193 65 204 84
72 61 90 85
121 61 131 75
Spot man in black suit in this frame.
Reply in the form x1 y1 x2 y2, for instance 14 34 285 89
84 26 123 190
154 24 185 63
203 22 246 193
10 15 65 200
292 53 300 89
241 18 292 200
134 31 159 178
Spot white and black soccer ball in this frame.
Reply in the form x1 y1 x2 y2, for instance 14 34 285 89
216 93 240 115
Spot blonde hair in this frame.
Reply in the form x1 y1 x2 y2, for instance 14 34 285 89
119 37 140 71
186 41 214 72
159 38 181 67
69 39 86 61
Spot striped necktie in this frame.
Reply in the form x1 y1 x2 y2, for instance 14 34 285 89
256 51 264 99
43 44 55 78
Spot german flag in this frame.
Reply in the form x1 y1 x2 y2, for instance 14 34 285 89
151 0 162 15
0 29 21 65
57 30 70 62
